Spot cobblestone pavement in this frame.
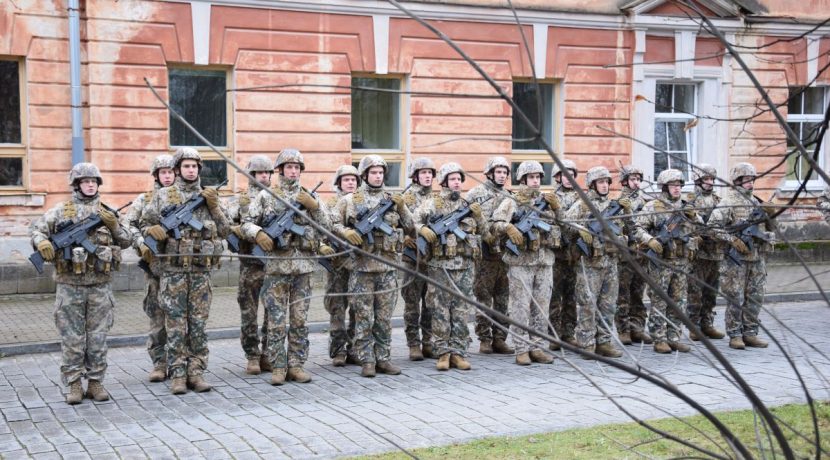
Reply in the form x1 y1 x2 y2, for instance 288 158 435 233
0 300 828 459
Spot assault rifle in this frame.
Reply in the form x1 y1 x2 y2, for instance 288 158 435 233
505 195 553 256
352 184 411 245
645 201 690 264
144 179 228 254
575 200 624 257
726 207 770 266
403 197 490 262
29 201 132 275
251 181 323 266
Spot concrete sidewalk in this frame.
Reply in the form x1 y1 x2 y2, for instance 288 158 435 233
1 262 828 356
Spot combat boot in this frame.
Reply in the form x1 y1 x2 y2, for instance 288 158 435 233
246 358 261 375
271 368 287 386
668 341 691 353
618 331 632 345
450 354 471 370
287 367 312 383
376 361 401 375
259 354 273 372
549 341 561 351
436 353 451 371
653 341 672 354
421 343 435 359
580 346 596 360
170 377 187 395
702 325 725 339
689 329 702 341
65 381 83 405
409 346 424 361
86 379 110 402
529 350 554 364
479 340 493 354
595 342 623 358
565 337 579 347
729 337 746 349
631 330 653 344
346 354 360 366
743 335 768 348
515 352 531 366
361 363 376 378
187 375 212 393
148 363 167 382
332 353 347 367
492 338 514 354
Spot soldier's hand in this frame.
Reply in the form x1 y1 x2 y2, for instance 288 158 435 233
647 238 663 255
37 240 54 261
684 208 697 220
296 191 319 211
98 209 119 231
391 194 406 213
543 193 560 210
230 225 243 238
255 231 274 252
618 198 632 213
404 236 417 249
319 244 335 256
200 188 220 210
469 202 482 218
139 243 153 263
343 229 363 246
419 226 438 245
731 237 750 255
579 229 593 246
146 225 167 241
505 224 524 246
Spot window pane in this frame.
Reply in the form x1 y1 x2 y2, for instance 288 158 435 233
512 83 553 150
667 122 687 151
351 78 400 150
804 87 826 115
654 151 668 180
673 85 694 113
655 121 668 150
655 84 672 113
509 161 553 186
169 69 227 147
787 87 803 115
0 157 23 186
200 159 227 187
803 121 821 149
0 60 21 144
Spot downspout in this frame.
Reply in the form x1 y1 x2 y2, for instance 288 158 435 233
68 0 85 165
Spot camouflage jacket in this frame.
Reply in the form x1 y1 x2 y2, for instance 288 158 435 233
30 191 131 285
326 191 353 271
709 187 776 262
818 186 830 224
554 185 580 261
123 185 163 276
464 181 510 259
619 186 649 251
331 184 414 273
413 188 486 269
139 177 230 273
633 192 701 260
227 184 263 267
564 190 628 266
492 186 559 267
241 179 330 276
685 186 724 261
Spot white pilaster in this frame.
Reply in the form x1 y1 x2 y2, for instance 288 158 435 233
191 1 211 66
373 15 389 74
533 23 548 79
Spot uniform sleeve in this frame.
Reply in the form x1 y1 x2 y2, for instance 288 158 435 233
397 198 415 235
110 220 133 249
491 198 515 235
310 197 331 233
138 191 162 235
241 191 265 241
707 204 734 244
208 201 230 238
123 192 146 249
30 204 61 248
632 204 655 245
412 200 434 234
331 197 351 238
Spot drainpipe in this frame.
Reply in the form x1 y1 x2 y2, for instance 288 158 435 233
68 0 85 165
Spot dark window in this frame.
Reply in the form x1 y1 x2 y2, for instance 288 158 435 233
0 157 23 186
169 69 227 147
201 159 227 187
512 82 553 150
786 86 828 183
351 77 400 150
510 161 553 186
0 60 21 144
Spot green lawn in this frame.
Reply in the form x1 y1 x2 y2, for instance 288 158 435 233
361 401 829 459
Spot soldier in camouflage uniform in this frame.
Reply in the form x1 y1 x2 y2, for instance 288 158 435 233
241 149 333 385
325 165 361 367
414 163 485 371
332 155 414 377
564 166 626 358
492 161 560 365
709 162 775 350
818 186 830 223
30 163 131 404
401 157 436 361
548 159 580 351
685 164 726 341
465 156 513 355
124 154 176 383
227 155 273 375
140 148 230 394
632 169 700 354
614 165 652 345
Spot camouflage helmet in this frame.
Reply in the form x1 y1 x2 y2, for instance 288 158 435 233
585 166 611 186
618 164 643 183
483 156 511 176
68 162 103 186
246 154 273 173
729 162 757 182
408 157 436 180
552 159 578 179
437 162 465 186
150 154 175 175
516 160 545 183
274 148 305 171
657 168 685 186
692 163 717 182
173 147 202 169
333 164 361 188
357 155 387 177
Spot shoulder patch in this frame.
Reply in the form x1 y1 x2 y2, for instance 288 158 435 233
353 191 364 205
239 194 251 207
143 191 154 202
62 201 77 219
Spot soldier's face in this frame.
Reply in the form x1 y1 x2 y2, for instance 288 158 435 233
627 174 642 190
525 173 542 188
667 181 683 198
157 168 175 187
446 173 463 191
340 175 358 193
492 166 509 186
78 178 98 196
594 178 610 195
282 163 302 180
559 172 573 189
701 176 714 191
180 160 200 181
417 169 434 187
367 166 385 187
738 176 755 191
254 171 271 187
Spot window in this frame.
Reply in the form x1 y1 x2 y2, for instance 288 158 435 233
512 82 554 151
653 83 696 181
786 86 828 186
351 76 404 188
201 159 227 187
509 161 554 187
0 58 25 189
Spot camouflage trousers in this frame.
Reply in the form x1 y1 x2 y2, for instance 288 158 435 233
54 282 115 386
473 258 509 342
261 273 311 369
143 274 166 366
325 267 355 358
615 256 648 334
549 257 577 340
646 258 688 343
721 258 766 338
237 263 267 360
575 257 618 348
687 258 721 328
160 272 212 379
427 264 474 357
402 261 431 347
350 270 397 364
507 264 552 354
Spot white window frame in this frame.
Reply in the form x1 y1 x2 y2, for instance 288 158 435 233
783 85 828 191
510 80 561 190
653 82 697 182
0 57 27 193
